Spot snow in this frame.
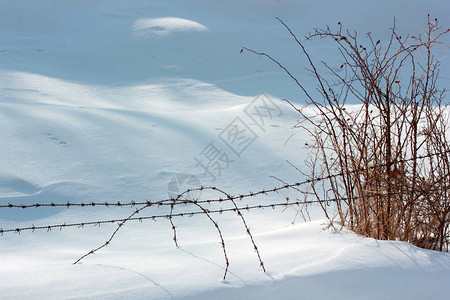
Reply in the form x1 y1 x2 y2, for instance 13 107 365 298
133 18 209 38
1 0 449 299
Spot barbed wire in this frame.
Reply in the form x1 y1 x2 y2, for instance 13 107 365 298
2 186 448 235
1 149 448 279
1 188 448 279
1 149 448 210
0 200 359 234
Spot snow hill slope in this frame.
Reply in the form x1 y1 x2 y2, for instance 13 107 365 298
1 0 449 299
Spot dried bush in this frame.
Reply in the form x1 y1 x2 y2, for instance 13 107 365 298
243 16 450 251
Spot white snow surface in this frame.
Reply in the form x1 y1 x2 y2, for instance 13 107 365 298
1 0 449 299
133 17 209 38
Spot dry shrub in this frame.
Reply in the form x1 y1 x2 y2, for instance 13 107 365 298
244 16 450 251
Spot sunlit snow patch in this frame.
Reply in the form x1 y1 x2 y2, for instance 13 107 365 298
132 17 209 38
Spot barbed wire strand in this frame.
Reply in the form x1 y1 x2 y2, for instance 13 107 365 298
1 149 448 278
208 186 266 272
2 149 448 210
2 186 449 277
3 187 448 235
71 193 232 279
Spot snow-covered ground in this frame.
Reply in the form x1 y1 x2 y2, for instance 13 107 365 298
1 0 449 299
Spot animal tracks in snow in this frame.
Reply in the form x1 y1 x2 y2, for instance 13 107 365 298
44 133 68 146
